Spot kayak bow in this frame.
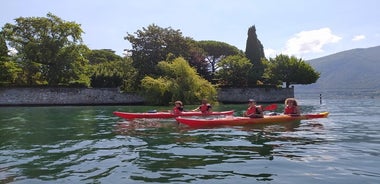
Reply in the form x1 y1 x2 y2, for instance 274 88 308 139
113 110 234 120
176 112 329 127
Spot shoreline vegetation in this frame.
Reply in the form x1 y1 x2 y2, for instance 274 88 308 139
1 14 318 106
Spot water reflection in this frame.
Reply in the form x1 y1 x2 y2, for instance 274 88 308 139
1 105 332 183
112 118 327 182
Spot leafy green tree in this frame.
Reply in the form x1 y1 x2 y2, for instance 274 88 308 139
124 24 245 87
57 45 92 86
124 24 190 84
0 32 12 85
91 57 137 91
186 40 210 81
2 13 90 86
266 54 320 88
197 40 242 81
87 49 122 65
245 25 265 85
0 60 23 86
0 33 24 86
88 49 137 89
140 57 217 105
261 59 280 86
0 32 8 61
215 55 253 87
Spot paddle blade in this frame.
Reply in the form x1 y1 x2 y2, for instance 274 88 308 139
264 104 278 111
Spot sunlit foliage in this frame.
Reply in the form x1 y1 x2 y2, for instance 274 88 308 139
215 55 253 87
91 57 137 91
141 57 217 105
125 24 190 83
2 13 90 86
265 54 320 88
197 40 242 81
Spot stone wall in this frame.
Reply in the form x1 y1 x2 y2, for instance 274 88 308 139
218 87 294 103
0 87 144 106
0 87 293 106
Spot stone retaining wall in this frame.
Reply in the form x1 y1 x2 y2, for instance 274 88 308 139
0 88 144 106
0 87 293 106
218 87 294 103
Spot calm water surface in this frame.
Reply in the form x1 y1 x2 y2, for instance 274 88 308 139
1 91 379 183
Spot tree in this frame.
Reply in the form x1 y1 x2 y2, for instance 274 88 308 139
215 55 253 87
0 32 8 60
0 32 24 86
91 57 137 91
197 40 242 81
0 60 23 86
87 49 137 89
124 24 190 84
140 57 217 105
266 54 320 88
2 13 90 86
124 24 245 88
185 39 210 81
245 25 265 85
87 49 122 65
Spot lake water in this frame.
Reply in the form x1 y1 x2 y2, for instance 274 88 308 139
1 90 379 183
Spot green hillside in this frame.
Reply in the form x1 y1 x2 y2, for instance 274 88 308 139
296 46 380 91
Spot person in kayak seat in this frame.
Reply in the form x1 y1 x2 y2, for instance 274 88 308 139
284 98 300 116
243 99 264 118
192 99 212 113
172 101 184 114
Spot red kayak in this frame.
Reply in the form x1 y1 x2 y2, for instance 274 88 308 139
176 112 329 127
113 110 234 120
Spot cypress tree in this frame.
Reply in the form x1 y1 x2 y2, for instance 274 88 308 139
245 25 265 85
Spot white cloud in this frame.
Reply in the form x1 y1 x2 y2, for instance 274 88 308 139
283 28 342 56
352 35 365 41
264 48 278 58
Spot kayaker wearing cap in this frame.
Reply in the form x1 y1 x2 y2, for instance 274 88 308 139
243 99 263 118
192 99 212 114
172 101 184 114
284 98 300 116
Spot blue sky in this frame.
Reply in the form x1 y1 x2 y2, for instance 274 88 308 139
1 0 379 60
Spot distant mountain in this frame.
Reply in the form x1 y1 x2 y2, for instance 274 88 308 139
296 45 380 92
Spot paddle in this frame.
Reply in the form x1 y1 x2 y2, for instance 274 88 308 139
263 104 278 111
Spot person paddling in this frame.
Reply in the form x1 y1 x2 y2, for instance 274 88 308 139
243 99 263 118
172 101 184 114
284 98 300 116
192 99 212 114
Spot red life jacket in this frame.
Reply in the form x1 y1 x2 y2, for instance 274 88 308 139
246 106 256 115
284 106 296 114
173 106 183 114
199 104 211 113
246 106 262 115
